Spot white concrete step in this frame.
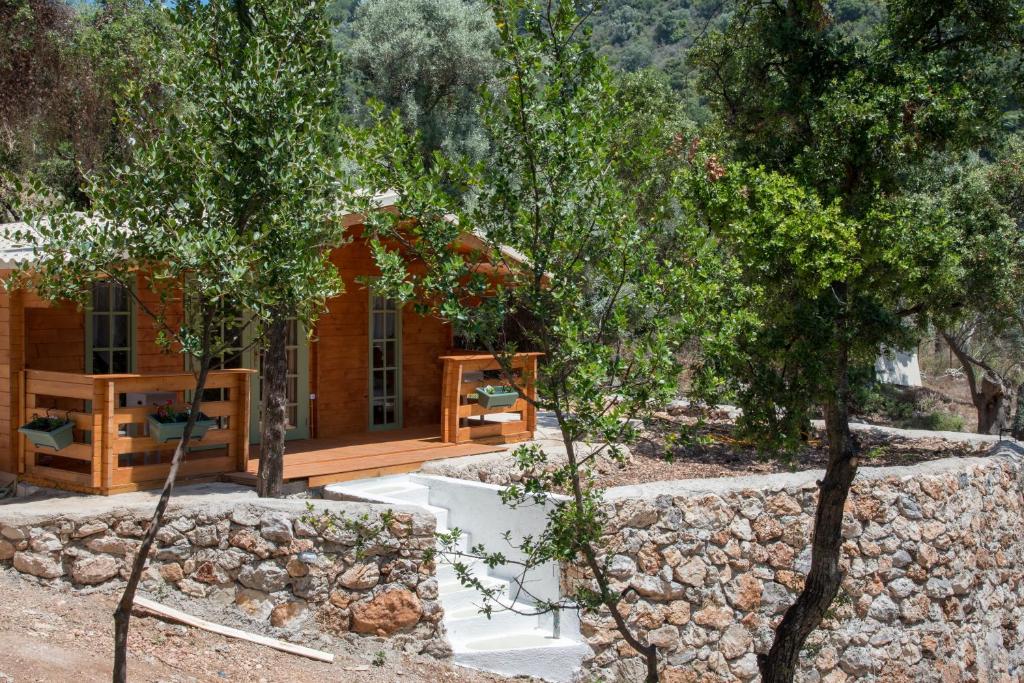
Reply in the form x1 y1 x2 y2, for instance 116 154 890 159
439 576 510 612
445 602 542 640
323 475 431 505
453 631 591 683
435 556 484 583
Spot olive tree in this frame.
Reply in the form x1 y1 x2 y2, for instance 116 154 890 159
689 1 1024 679
358 1 713 680
7 0 362 677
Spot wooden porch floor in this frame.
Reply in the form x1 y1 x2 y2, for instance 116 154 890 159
237 426 503 487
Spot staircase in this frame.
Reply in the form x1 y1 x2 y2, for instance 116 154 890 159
324 474 590 682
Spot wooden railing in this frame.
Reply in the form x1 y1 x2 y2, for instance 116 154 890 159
19 369 252 495
440 352 540 444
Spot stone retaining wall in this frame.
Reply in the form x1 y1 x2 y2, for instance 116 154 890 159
581 447 1024 682
0 484 446 656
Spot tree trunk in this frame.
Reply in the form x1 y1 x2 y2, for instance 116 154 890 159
1012 383 1024 440
555 407 659 683
758 348 859 683
256 313 288 498
112 357 212 683
942 331 1011 435
976 375 1010 435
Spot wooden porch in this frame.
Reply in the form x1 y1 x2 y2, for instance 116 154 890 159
13 351 540 494
237 426 502 487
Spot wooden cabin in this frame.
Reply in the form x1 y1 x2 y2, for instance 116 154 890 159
0 201 538 495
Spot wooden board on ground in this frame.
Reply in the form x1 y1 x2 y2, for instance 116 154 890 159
132 596 335 663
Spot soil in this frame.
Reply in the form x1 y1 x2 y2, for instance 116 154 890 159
587 408 989 489
0 570 515 683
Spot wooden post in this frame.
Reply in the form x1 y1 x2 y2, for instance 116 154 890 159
236 370 251 471
441 358 464 443
102 378 116 494
91 378 104 490
17 370 26 475
524 354 538 436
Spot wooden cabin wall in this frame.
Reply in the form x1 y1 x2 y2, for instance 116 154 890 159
314 237 451 438
0 281 24 475
24 302 84 372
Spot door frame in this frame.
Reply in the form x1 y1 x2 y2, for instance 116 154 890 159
249 319 310 443
367 292 403 431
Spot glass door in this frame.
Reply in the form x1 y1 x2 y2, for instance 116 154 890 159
369 295 402 430
251 318 309 441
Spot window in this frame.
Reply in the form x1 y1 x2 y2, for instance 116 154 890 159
88 281 133 374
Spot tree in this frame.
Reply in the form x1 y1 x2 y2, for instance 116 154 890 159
690 1 1024 680
339 0 496 163
0 0 171 210
934 142 1024 434
6 0 358 677
359 2 712 681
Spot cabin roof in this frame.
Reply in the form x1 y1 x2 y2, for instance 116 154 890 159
0 190 532 272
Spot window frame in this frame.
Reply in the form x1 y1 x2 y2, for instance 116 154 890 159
85 278 136 375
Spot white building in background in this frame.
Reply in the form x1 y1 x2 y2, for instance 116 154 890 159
875 349 922 387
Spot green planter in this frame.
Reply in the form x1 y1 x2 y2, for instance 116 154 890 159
476 387 520 409
19 419 75 452
147 414 217 444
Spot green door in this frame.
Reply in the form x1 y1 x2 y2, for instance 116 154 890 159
250 318 310 442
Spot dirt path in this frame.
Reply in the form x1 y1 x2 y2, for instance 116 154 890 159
0 570 516 683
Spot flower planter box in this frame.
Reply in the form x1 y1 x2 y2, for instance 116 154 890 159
19 419 75 451
476 387 520 409
147 414 217 444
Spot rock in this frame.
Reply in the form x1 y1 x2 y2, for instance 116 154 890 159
13 551 64 578
765 493 802 515
752 516 783 542
839 646 873 676
285 557 309 578
86 535 135 557
693 605 733 630
169 517 195 533
235 588 273 618
673 557 707 587
270 600 307 628
259 513 294 543
71 555 119 585
73 522 109 539
0 539 14 560
187 525 220 548
29 532 62 553
761 581 792 615
719 624 752 660
729 517 754 541
647 625 680 649
867 595 899 623
607 554 637 580
194 561 228 584
340 563 380 590
160 563 184 582
665 601 691 626
351 588 422 635
730 653 760 680
178 578 208 598
887 577 916 599
1 526 26 541
632 576 685 600
238 562 289 593
726 574 762 611
416 578 439 600
617 500 659 529
230 507 261 527
925 578 952 599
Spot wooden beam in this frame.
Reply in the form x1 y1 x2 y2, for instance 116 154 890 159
132 597 334 663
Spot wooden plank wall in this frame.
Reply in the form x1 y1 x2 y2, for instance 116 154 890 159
314 236 451 438
0 281 24 475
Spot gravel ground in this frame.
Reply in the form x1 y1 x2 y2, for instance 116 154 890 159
0 570 517 683
588 409 992 489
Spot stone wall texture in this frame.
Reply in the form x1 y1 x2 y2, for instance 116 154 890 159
0 486 446 656
580 447 1024 682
